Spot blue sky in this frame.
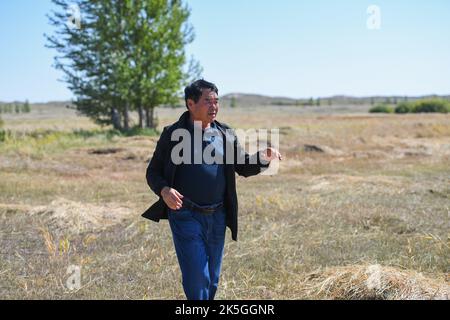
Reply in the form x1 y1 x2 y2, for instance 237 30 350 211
0 0 449 102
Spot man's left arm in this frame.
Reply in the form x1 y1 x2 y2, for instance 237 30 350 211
233 135 282 177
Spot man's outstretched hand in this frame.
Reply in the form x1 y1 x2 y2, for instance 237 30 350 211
161 187 184 210
260 147 283 163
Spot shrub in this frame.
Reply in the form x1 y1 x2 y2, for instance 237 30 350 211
395 102 414 114
0 117 6 142
369 104 393 113
412 99 449 113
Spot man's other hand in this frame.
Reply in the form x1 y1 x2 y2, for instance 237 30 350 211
161 187 184 210
260 147 283 163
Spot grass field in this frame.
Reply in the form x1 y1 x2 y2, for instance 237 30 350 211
0 104 449 299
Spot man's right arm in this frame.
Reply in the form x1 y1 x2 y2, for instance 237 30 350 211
146 127 170 197
146 128 184 210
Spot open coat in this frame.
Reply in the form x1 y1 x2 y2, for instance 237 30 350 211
141 111 269 241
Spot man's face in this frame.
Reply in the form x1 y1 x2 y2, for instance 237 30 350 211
187 89 219 124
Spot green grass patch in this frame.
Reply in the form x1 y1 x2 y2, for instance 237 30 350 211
0 127 158 158
118 126 159 137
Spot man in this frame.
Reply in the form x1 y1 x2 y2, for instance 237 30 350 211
142 79 282 300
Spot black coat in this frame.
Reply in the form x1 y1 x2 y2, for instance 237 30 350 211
141 111 269 241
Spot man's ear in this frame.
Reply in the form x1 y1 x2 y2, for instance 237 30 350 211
186 99 195 112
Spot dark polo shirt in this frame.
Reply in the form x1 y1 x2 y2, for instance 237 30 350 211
173 120 226 206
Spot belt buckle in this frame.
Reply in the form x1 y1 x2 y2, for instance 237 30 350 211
184 198 222 214
202 208 215 214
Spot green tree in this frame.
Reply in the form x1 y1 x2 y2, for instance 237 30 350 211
230 96 237 108
22 100 31 113
0 112 4 142
14 103 20 114
46 0 201 131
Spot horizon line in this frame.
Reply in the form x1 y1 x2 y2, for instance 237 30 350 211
1 92 450 104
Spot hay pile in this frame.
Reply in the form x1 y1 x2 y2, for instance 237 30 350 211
304 264 449 300
30 198 132 233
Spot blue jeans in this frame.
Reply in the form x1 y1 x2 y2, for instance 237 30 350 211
168 206 226 300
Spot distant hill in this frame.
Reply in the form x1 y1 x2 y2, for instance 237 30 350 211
0 101 72 109
1 94 449 109
219 93 450 107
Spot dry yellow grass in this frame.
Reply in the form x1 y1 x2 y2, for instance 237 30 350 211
0 105 449 299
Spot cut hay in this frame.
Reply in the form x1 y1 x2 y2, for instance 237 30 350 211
303 264 449 300
30 198 133 234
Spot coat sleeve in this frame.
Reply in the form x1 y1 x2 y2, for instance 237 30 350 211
146 127 170 197
233 131 270 177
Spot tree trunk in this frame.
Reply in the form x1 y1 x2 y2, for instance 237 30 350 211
145 107 155 129
111 108 122 130
138 105 145 129
123 104 130 131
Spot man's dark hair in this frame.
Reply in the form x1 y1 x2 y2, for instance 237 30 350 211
184 79 218 109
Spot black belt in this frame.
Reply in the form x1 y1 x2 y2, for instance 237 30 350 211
182 198 223 214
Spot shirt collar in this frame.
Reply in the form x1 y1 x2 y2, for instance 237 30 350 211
186 117 216 133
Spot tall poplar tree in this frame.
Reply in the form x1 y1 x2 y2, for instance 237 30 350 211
46 0 201 131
